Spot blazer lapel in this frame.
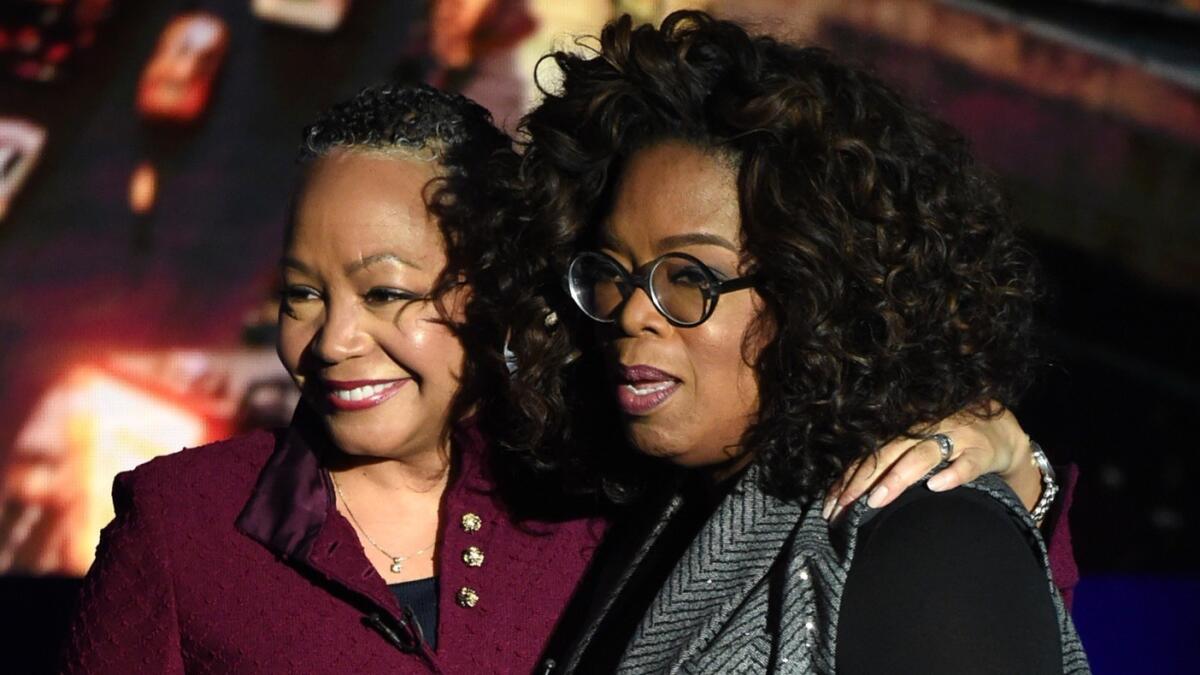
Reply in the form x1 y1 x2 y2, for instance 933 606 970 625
545 481 684 673
619 465 806 672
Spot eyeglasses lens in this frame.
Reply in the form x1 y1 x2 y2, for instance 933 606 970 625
571 256 626 321
651 257 710 325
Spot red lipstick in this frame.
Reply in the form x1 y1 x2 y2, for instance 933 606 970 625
320 378 410 411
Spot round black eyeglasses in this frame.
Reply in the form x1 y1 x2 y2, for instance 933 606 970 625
565 251 757 327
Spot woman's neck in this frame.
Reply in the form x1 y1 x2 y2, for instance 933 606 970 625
327 447 451 498
698 449 753 486
673 450 753 507
325 446 451 584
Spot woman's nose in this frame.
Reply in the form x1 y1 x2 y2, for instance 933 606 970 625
616 286 669 337
312 301 370 363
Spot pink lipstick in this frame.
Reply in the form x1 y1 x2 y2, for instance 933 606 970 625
615 365 681 415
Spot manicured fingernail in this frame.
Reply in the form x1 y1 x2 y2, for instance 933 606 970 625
927 473 951 491
867 485 889 508
829 503 843 521
822 498 834 519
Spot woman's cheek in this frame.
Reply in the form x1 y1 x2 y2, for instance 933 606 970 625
701 307 762 450
276 315 311 383
381 317 465 387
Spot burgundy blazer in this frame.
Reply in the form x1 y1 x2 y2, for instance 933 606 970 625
60 411 605 674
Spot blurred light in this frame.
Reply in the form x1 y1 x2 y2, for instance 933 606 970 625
1 366 210 575
16 27 40 54
1149 507 1184 532
128 161 157 215
45 42 71 64
251 0 352 33
1098 463 1126 490
137 12 229 123
58 366 208 573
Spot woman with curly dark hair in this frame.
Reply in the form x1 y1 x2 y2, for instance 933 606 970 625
501 11 1089 674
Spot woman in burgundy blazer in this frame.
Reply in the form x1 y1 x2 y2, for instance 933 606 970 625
61 410 601 673
61 84 1076 674
61 84 608 674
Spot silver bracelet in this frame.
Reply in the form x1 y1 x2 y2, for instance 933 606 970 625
1029 440 1059 526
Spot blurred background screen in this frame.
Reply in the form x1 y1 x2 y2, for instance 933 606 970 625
1 0 1197 672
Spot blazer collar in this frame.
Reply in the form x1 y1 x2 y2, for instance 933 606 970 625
234 406 414 644
619 464 808 669
234 405 493 667
235 404 332 560
235 405 492 562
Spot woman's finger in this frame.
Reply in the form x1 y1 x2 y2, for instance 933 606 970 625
837 455 884 503
829 409 1011 518
865 436 948 508
823 459 856 518
825 457 871 519
828 436 912 519
926 446 987 492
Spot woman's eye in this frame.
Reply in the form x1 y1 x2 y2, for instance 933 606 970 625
364 287 421 305
669 266 710 287
282 286 320 303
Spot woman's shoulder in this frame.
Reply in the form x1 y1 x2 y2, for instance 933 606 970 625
857 481 1029 549
837 484 1064 674
113 429 281 514
844 481 1055 624
851 481 1044 578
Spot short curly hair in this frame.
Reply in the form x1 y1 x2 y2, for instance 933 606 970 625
298 83 521 441
497 11 1043 503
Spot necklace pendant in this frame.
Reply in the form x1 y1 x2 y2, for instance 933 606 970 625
389 558 404 574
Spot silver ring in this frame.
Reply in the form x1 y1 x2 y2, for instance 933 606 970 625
929 433 954 463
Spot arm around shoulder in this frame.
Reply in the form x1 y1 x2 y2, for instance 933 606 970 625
836 487 1063 675
60 468 186 675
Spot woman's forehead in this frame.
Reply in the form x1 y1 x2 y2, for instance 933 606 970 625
288 152 445 265
603 141 741 254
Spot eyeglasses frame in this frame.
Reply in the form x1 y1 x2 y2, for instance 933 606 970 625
566 250 757 328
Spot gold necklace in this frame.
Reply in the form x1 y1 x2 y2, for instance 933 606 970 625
328 471 437 574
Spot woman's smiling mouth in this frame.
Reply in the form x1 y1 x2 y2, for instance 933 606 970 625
321 378 410 411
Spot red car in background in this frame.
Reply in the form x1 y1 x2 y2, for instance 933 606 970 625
137 12 228 123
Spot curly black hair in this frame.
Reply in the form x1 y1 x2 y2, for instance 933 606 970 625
496 11 1043 504
297 83 522 448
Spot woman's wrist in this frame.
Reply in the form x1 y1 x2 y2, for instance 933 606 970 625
1028 441 1059 526
1000 434 1043 512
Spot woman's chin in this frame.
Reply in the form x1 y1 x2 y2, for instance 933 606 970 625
322 418 410 460
627 424 746 471
627 426 702 466
324 436 399 461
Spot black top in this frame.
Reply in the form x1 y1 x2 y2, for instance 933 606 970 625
538 473 737 672
387 577 439 650
836 486 1063 674
571 480 719 671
